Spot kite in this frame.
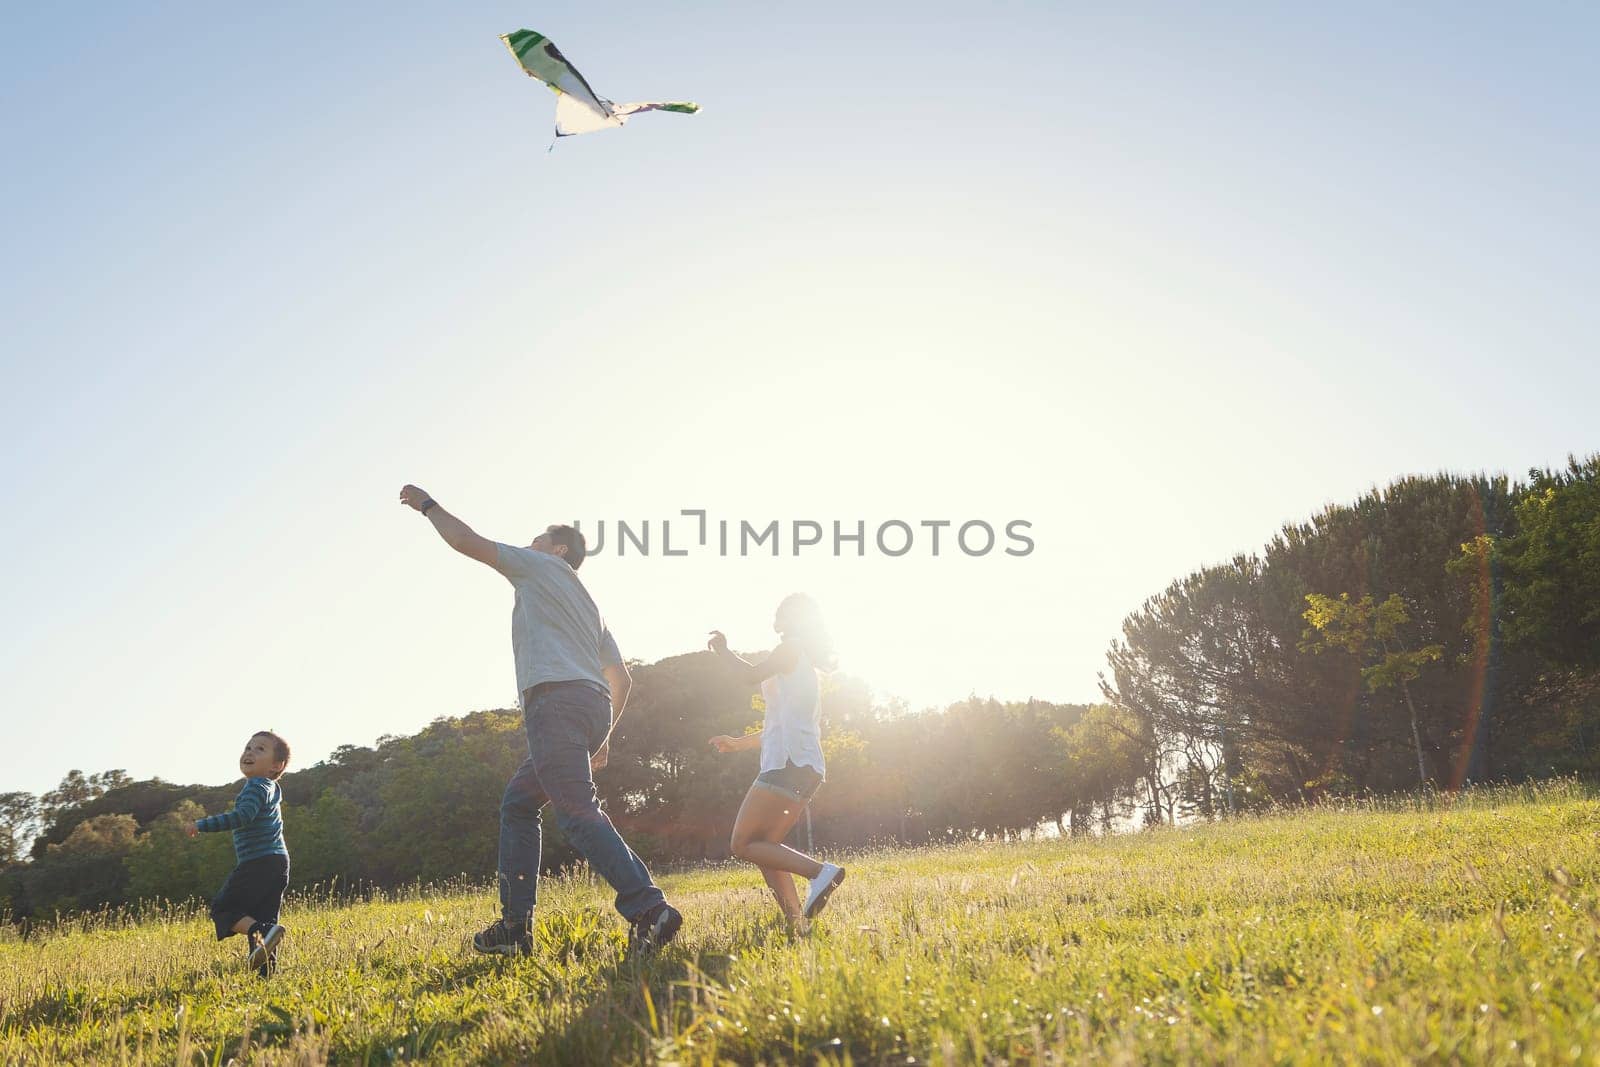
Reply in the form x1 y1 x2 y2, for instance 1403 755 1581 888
500 29 700 138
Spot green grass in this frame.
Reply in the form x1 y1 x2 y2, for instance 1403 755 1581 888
4 781 1599 1064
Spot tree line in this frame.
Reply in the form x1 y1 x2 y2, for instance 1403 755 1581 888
3 455 1595 920
1 681 1120 920
1100 454 1600 820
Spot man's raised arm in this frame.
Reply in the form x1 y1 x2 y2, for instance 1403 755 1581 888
399 484 499 567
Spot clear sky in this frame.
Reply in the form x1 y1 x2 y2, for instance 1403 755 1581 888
3 3 1596 798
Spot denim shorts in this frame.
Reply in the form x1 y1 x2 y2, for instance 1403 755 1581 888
753 760 824 803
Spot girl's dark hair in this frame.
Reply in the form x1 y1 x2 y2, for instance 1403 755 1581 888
253 731 291 778
776 593 836 671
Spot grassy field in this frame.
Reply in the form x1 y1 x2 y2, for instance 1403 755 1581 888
3 783 1599 1065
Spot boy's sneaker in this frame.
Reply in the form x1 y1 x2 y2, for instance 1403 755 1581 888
627 902 682 954
247 924 286 970
803 863 845 919
252 946 279 980
472 918 533 957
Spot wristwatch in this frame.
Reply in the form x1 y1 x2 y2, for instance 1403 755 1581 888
421 499 437 516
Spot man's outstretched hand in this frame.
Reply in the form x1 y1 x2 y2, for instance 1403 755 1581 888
399 486 499 567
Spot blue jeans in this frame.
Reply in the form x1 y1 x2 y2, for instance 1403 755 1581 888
498 681 665 923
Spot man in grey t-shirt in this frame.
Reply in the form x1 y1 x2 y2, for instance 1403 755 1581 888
399 484 681 954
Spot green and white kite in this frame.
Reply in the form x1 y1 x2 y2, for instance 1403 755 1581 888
500 29 700 138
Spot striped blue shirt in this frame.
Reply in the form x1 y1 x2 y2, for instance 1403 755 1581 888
196 777 288 863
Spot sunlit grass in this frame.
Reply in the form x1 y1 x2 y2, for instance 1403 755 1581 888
3 780 1598 1064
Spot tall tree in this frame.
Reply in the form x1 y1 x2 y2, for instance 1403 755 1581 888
1495 456 1600 670
0 793 39 867
1301 593 1444 787
40 770 97 824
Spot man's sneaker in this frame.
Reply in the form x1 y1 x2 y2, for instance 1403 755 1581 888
472 918 533 957
628 903 683 954
803 863 845 919
247 924 286 970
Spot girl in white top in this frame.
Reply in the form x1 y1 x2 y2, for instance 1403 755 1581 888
707 593 846 926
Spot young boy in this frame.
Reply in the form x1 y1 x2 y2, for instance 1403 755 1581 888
186 731 291 975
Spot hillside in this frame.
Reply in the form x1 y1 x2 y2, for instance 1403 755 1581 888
3 784 1598 1065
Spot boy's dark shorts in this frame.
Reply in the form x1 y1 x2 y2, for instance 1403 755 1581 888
210 854 289 941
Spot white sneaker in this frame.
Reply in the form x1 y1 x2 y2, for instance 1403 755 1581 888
802 863 845 919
